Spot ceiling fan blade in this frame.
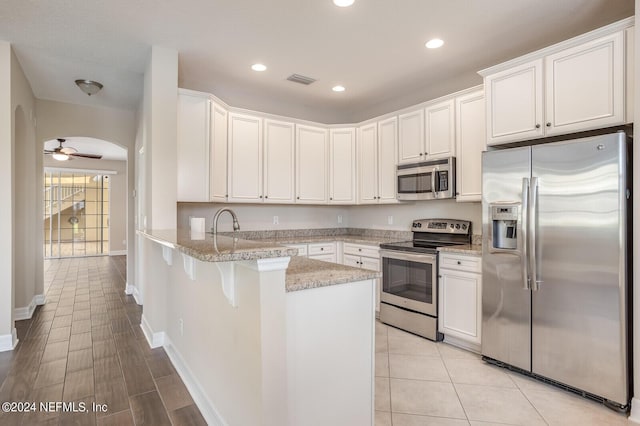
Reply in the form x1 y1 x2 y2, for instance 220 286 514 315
44 150 55 154
60 147 77 154
70 153 102 159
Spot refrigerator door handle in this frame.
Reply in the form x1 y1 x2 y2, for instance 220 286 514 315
521 178 530 290
529 177 540 291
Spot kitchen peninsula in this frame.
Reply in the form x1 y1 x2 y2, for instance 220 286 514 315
138 229 378 426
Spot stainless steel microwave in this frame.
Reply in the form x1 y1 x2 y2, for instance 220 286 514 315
396 157 455 201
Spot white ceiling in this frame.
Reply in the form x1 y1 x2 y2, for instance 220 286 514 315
44 137 127 161
0 0 634 123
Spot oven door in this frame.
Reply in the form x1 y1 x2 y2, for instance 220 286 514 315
380 250 437 316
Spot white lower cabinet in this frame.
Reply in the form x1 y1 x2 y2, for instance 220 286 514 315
343 243 382 313
308 242 337 263
438 252 482 352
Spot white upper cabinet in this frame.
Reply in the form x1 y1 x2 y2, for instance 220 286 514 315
377 117 399 203
357 123 378 204
228 113 263 203
296 125 328 204
177 92 211 202
485 59 544 145
264 119 295 203
329 128 356 204
177 90 228 203
398 109 425 164
210 103 228 202
358 117 399 205
483 22 630 145
455 90 486 202
545 32 624 136
425 99 455 159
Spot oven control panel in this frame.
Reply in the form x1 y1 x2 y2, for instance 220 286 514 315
412 219 471 235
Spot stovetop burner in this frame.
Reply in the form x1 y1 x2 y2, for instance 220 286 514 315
380 218 472 254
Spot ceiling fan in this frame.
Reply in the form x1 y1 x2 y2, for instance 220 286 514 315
44 138 102 161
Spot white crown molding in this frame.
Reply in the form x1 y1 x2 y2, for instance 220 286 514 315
478 16 634 77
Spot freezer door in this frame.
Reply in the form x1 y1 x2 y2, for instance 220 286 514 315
481 146 532 371
531 133 628 405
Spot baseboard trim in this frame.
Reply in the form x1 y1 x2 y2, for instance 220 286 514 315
442 335 481 354
125 283 143 305
163 336 227 426
629 397 640 423
0 328 18 352
140 315 165 348
14 294 46 321
109 250 127 256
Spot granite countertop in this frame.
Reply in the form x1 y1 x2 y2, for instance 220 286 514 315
138 229 298 262
255 234 406 246
286 256 380 292
438 244 482 256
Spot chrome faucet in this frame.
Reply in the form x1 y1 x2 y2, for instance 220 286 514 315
212 208 240 234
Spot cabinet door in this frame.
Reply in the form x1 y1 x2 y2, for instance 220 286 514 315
296 125 328 203
342 254 361 268
177 92 210 202
377 117 399 204
545 31 625 136
264 119 295 203
357 123 378 204
228 113 263 202
398 109 425 164
455 90 486 202
485 59 544 145
329 128 356 204
360 257 380 272
210 102 228 202
439 268 482 346
425 99 455 158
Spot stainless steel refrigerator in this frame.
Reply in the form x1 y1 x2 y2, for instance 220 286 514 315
481 130 630 409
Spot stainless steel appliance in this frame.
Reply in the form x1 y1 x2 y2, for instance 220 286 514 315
380 219 472 340
396 157 455 201
482 131 631 410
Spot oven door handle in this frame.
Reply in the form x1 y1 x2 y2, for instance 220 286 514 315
380 250 436 263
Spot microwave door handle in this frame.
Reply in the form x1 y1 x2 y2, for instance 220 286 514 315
431 169 437 194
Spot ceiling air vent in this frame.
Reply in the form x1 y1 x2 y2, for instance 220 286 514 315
286 74 316 85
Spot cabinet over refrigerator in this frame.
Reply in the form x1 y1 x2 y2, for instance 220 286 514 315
481 130 631 410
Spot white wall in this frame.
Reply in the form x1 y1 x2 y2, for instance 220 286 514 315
36 99 137 282
43 157 128 254
178 203 350 232
0 41 14 345
12 47 38 318
177 201 481 235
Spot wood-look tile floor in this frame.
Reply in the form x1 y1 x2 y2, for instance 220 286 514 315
0 256 207 426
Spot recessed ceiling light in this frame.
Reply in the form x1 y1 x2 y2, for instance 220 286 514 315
251 63 267 72
333 0 354 7
332 85 346 92
425 38 444 49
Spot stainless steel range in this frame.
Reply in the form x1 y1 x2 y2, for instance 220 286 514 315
379 219 472 341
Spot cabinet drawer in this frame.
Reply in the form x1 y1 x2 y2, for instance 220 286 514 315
440 253 481 273
309 253 337 263
307 242 336 255
343 243 379 259
285 244 307 256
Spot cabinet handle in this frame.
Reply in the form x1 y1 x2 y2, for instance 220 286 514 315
330 197 333 200
535 124 541 129
546 122 551 127
457 261 461 265
320 247 324 251
259 195 263 198
297 196 300 199
424 152 428 155
265 195 268 199
419 153 423 156
359 248 362 251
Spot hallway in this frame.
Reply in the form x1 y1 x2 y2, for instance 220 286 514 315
0 256 205 425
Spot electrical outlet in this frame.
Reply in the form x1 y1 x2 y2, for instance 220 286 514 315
178 318 184 336
273 216 279 225
337 215 343 224
387 215 394 225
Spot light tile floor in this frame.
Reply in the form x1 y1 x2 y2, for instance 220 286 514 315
375 321 632 426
